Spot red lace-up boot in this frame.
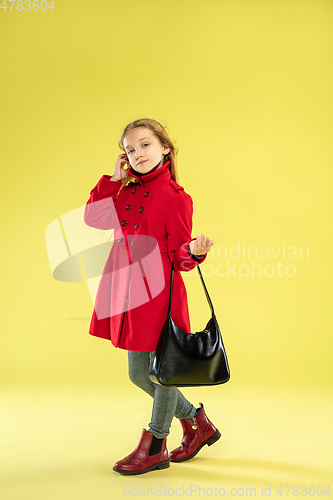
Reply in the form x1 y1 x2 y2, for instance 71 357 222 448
113 429 170 475
169 402 221 462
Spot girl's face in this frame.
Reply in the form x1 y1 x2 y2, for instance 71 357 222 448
123 127 170 174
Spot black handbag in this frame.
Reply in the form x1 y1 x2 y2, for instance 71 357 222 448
149 261 230 387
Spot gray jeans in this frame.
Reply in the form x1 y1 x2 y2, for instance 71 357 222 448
128 350 197 439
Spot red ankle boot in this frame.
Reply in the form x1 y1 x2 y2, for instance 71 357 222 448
113 429 170 475
169 402 221 462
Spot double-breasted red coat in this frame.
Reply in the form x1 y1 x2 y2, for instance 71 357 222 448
83 159 207 351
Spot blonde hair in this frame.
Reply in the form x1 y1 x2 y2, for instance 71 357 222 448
117 118 179 191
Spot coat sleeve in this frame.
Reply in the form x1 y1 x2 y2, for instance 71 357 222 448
165 191 208 272
83 175 123 230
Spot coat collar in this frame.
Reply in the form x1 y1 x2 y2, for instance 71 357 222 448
127 159 171 187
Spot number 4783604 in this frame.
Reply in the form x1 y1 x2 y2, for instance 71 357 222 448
276 484 331 496
0 0 55 12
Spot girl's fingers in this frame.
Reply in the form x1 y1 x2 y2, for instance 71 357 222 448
193 234 215 254
199 235 205 254
206 237 214 251
195 234 204 255
192 233 214 255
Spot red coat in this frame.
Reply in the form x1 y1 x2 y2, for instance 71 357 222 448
83 159 207 351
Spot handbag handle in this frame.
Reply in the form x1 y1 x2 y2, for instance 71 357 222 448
168 259 216 319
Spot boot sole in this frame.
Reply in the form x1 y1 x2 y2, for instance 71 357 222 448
170 429 221 463
113 458 170 475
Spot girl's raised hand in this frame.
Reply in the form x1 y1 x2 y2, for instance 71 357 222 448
110 154 131 182
189 234 214 255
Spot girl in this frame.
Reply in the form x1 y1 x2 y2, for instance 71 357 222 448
84 118 221 475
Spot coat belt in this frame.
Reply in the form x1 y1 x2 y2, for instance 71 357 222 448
113 237 169 253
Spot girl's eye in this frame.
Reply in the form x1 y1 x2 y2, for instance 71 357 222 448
128 143 149 154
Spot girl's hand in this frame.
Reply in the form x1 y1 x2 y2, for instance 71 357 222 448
189 234 214 255
110 154 131 182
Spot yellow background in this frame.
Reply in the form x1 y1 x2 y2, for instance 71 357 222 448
1 0 332 498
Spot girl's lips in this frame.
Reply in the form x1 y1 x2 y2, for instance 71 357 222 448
138 160 147 166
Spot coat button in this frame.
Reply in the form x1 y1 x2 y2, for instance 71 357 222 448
121 220 127 226
145 191 149 197
130 240 135 245
126 205 131 210
140 207 144 213
134 223 139 229
132 189 137 194
117 237 122 243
